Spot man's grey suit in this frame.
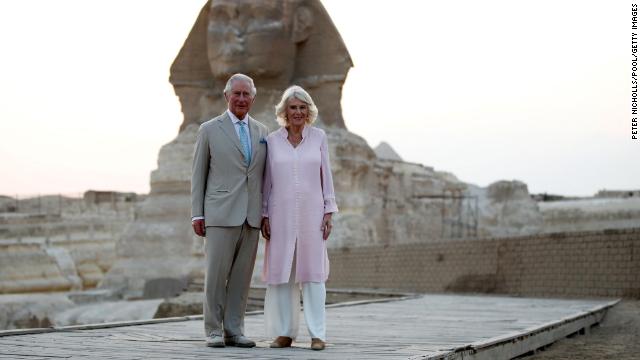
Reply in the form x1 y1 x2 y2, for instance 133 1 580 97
191 111 269 337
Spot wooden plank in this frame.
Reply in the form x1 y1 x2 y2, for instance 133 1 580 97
0 294 617 359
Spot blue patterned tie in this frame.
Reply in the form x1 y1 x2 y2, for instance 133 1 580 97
238 121 251 166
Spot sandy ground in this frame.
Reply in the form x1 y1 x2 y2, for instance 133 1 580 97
525 300 640 360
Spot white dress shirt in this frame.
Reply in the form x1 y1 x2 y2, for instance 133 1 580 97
227 109 252 156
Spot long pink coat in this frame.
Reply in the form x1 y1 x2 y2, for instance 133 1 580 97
262 126 338 285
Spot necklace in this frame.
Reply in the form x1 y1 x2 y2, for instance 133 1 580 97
288 135 303 147
287 126 304 147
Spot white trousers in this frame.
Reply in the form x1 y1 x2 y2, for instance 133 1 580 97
264 251 326 341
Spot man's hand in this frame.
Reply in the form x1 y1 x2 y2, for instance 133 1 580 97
192 219 206 237
321 213 332 240
261 217 270 240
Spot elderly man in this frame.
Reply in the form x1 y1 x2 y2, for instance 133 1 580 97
191 73 269 348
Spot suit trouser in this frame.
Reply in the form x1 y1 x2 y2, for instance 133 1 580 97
204 222 259 337
264 248 327 341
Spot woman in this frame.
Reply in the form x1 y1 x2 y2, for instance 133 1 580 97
261 85 338 351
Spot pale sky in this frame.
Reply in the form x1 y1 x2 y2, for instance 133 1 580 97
0 1 636 197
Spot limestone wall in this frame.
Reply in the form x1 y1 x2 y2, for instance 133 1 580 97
540 197 640 233
0 242 72 294
0 206 134 294
0 291 161 330
326 129 542 249
327 227 640 299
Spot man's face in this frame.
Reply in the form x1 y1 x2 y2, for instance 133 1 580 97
225 80 255 119
207 0 295 80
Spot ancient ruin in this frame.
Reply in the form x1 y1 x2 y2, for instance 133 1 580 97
101 0 543 296
1 0 639 332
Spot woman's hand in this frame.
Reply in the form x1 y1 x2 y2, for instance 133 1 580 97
321 213 333 240
261 217 271 240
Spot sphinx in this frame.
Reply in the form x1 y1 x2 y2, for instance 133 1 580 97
101 0 542 296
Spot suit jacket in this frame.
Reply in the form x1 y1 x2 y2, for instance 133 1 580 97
191 112 269 228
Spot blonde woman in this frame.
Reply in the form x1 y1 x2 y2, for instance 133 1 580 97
261 86 338 351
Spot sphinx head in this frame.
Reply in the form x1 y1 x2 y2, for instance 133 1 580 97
206 0 313 82
171 0 352 129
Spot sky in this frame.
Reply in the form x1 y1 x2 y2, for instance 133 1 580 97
0 1 636 197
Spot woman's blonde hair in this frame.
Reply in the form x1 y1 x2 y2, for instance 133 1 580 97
274 85 318 127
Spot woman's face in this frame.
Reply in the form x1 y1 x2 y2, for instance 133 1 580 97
286 97 309 127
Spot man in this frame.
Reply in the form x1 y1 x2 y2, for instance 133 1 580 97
191 73 269 348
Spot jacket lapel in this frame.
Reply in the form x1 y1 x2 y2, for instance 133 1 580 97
248 116 260 166
218 112 244 155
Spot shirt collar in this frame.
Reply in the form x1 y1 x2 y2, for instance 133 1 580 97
227 109 248 125
278 125 310 139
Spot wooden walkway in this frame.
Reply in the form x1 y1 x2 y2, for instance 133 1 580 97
0 294 617 360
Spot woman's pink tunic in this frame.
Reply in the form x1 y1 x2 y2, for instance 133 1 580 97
262 126 338 285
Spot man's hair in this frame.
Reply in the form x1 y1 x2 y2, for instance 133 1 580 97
223 73 257 97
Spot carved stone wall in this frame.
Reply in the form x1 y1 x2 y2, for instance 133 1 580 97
327 227 640 299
